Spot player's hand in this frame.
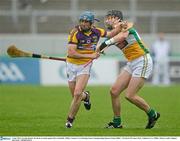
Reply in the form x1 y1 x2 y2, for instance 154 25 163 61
91 52 100 59
121 21 128 29
121 21 133 32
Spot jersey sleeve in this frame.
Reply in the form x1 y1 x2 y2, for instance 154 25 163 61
68 28 78 44
96 27 107 37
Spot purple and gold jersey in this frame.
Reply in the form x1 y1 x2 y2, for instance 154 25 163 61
67 26 106 65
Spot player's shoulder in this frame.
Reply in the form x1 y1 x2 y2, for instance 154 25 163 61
92 26 106 35
92 26 107 37
127 24 137 33
69 26 79 35
92 26 105 31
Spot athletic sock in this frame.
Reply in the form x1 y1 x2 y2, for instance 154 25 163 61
67 116 75 124
83 91 89 102
84 93 88 102
113 116 121 126
147 108 157 118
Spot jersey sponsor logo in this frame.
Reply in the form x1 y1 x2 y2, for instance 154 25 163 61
92 35 98 42
87 39 91 44
77 46 84 50
0 62 25 81
77 44 96 51
80 40 86 43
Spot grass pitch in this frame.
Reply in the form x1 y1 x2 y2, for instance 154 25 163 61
0 84 180 136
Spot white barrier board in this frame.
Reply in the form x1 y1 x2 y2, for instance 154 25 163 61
40 58 118 85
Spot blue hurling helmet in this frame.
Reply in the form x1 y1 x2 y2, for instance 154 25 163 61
79 11 99 23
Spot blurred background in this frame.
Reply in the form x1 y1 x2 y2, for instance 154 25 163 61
1 0 180 85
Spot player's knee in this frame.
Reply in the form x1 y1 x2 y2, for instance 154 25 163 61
73 89 83 99
74 88 83 95
125 93 134 101
110 87 119 97
73 93 82 103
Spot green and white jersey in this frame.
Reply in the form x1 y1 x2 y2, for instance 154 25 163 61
116 27 149 61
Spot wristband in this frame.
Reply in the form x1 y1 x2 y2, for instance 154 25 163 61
99 42 107 51
99 38 115 51
105 38 115 46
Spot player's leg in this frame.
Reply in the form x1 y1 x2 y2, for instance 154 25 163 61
68 80 88 101
66 62 91 128
106 70 131 128
66 62 77 97
68 81 76 97
66 61 89 103
66 74 89 128
111 70 131 117
125 54 160 129
78 63 92 110
125 77 160 129
125 77 149 111
65 81 75 128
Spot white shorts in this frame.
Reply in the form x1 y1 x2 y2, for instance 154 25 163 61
123 54 153 79
66 62 92 82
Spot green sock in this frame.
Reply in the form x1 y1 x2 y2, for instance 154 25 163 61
113 116 121 126
147 108 157 118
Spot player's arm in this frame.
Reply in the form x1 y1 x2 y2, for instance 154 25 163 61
106 28 121 38
68 28 99 59
106 21 133 38
67 44 99 59
106 18 123 38
98 31 129 52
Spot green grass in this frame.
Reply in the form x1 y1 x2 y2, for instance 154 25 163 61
0 85 180 136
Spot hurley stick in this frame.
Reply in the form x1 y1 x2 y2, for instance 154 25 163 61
7 45 66 62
